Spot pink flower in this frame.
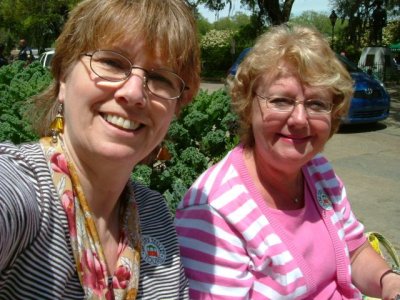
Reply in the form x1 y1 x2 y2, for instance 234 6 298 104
51 152 69 175
105 290 114 300
113 265 131 289
81 250 107 295
61 190 76 237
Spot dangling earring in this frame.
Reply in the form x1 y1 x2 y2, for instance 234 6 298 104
49 103 64 143
156 142 171 161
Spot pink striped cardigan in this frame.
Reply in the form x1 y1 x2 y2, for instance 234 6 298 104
175 145 366 299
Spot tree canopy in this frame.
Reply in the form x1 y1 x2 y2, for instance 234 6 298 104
0 0 79 52
195 0 296 25
331 0 400 51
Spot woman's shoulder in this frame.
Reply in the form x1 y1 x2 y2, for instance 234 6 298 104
131 181 172 221
305 154 348 209
178 146 248 210
188 146 242 189
0 140 56 217
307 153 331 168
0 141 44 167
0 142 50 270
0 141 44 179
305 153 337 180
132 181 164 205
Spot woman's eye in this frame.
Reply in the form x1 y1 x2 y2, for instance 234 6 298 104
307 100 329 110
149 73 173 86
98 58 126 70
269 97 293 107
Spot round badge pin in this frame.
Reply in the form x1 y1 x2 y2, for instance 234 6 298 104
141 236 167 266
317 189 332 210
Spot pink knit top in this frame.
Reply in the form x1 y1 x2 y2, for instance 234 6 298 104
175 145 366 299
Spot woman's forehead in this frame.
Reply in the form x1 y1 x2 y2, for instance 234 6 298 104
256 71 331 96
102 39 166 67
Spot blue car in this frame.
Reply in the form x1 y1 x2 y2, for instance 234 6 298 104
337 54 390 124
228 47 252 76
228 48 391 125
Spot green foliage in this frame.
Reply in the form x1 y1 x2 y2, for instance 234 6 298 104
163 179 189 214
383 20 400 45
213 12 251 31
231 14 263 50
290 11 340 37
198 12 256 78
197 0 295 26
0 61 51 143
332 0 399 54
0 0 79 51
201 29 236 77
197 15 213 35
132 89 238 214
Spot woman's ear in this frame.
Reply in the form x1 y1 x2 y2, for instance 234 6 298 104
174 101 182 116
58 77 66 103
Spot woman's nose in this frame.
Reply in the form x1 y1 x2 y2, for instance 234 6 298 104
114 72 147 106
288 102 308 125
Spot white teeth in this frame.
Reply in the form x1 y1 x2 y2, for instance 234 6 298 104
103 114 140 130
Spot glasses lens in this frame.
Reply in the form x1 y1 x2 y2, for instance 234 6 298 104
267 97 295 111
90 50 131 82
146 69 185 99
305 99 332 114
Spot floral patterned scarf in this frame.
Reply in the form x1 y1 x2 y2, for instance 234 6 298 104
40 136 141 299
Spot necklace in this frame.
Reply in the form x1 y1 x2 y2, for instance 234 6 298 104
293 172 304 204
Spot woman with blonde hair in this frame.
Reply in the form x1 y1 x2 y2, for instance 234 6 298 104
175 25 400 299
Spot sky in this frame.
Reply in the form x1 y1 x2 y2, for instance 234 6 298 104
199 0 332 23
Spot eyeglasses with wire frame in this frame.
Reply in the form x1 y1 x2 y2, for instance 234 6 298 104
255 94 333 115
83 50 187 100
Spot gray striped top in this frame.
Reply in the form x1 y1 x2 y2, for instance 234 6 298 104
0 142 188 299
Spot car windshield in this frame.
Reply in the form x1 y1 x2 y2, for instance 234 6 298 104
336 54 363 73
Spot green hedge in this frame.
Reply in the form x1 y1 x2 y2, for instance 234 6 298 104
0 61 51 143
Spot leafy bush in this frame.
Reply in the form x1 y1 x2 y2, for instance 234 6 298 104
0 61 51 143
132 88 239 214
201 29 236 77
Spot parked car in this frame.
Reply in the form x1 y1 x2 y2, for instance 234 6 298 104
39 49 55 68
228 48 390 125
338 54 390 124
227 47 251 77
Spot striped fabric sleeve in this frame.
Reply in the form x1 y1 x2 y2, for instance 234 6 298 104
175 201 253 300
0 153 41 270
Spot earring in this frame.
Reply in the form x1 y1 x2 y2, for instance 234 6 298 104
49 103 64 143
156 143 171 161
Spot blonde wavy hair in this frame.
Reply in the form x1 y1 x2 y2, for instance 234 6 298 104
228 25 353 147
30 0 200 137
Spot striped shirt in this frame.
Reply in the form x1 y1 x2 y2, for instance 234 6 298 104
175 145 366 300
0 141 188 300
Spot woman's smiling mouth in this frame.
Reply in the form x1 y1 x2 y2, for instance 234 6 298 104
102 113 142 131
279 133 310 144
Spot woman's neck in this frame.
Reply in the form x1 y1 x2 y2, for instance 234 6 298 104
75 161 132 218
244 147 304 210
62 138 134 219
